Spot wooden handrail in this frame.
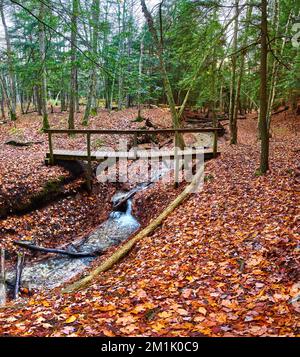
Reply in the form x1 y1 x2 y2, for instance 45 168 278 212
46 126 221 190
44 127 221 135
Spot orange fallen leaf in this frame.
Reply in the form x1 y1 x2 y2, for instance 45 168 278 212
198 307 207 315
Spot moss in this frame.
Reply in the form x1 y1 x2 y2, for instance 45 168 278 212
132 116 144 123
93 138 103 149
0 177 67 218
254 169 264 177
31 177 65 205
90 108 98 116
204 174 214 182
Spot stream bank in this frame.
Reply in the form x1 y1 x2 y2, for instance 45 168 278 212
5 189 142 291
3 159 195 294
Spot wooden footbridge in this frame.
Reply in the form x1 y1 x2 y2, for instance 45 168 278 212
45 128 221 190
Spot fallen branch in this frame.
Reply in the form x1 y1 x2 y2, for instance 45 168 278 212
62 167 204 293
0 248 6 306
159 137 173 148
13 252 25 300
13 241 100 258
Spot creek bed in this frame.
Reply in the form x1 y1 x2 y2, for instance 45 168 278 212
6 190 141 290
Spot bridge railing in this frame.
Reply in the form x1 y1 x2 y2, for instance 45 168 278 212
44 127 222 190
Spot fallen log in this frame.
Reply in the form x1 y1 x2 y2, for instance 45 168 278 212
145 118 158 129
252 106 289 120
113 184 151 212
13 241 100 258
0 248 6 306
113 191 138 212
13 252 25 299
62 166 204 293
5 140 43 147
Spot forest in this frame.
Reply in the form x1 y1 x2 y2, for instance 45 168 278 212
0 0 299 341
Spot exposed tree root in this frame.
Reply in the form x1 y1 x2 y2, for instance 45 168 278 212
62 167 204 293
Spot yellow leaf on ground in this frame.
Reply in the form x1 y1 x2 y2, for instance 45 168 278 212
158 311 172 318
97 305 116 312
151 322 165 332
65 315 77 324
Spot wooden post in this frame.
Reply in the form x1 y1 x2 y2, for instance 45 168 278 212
86 133 92 192
48 132 54 165
0 248 6 306
174 130 179 188
133 131 138 159
213 128 218 158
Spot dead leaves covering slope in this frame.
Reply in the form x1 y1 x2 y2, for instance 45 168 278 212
0 111 299 337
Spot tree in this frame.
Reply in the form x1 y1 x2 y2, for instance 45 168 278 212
0 0 17 120
233 4 252 135
258 0 269 174
38 1 50 130
82 0 100 125
69 0 79 130
141 0 185 149
229 0 239 144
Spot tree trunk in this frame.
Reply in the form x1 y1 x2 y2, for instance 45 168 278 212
233 4 252 142
140 0 185 149
38 1 50 130
267 6 291 130
68 0 79 131
0 88 6 119
137 35 145 119
211 49 218 156
83 0 100 125
229 0 239 144
0 0 17 120
259 0 269 174
25 92 32 114
117 0 126 110
35 85 42 115
75 69 80 113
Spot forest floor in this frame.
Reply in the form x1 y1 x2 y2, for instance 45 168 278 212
0 107 299 336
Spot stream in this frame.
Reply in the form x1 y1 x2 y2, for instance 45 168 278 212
5 134 211 291
6 187 143 291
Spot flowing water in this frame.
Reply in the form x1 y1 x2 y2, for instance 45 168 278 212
6 190 141 290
